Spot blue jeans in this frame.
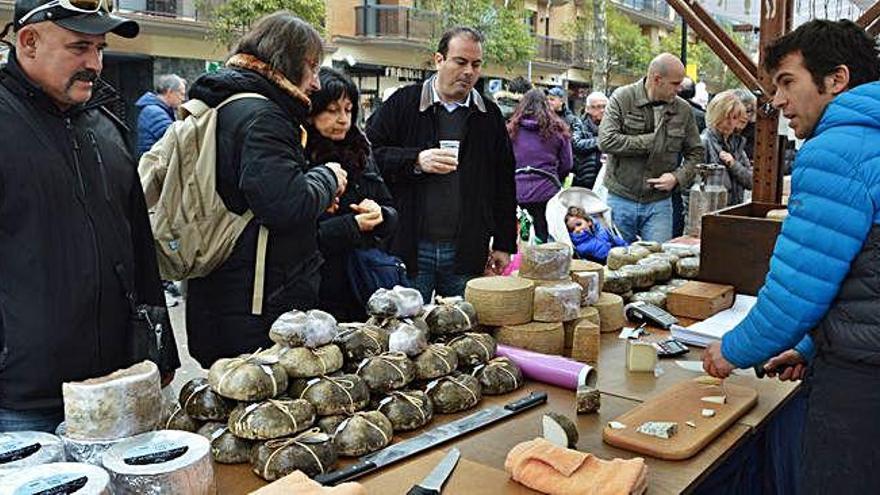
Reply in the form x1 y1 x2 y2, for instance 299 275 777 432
607 193 673 243
412 241 472 303
0 407 64 433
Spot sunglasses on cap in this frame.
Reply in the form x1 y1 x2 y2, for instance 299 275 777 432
18 0 113 26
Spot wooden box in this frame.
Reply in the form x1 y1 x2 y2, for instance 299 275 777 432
699 202 784 295
667 281 735 320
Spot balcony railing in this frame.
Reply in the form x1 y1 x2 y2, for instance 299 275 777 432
117 0 201 21
355 5 442 42
535 35 573 65
610 0 671 22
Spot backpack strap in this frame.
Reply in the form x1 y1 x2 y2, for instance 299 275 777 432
251 225 269 315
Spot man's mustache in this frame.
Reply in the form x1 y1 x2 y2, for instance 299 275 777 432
65 70 99 90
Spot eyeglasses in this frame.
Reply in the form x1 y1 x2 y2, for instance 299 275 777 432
18 0 113 26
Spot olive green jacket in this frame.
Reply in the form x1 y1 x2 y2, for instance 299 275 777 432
598 78 703 203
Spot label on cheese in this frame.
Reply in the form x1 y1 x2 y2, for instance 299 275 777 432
123 441 189 466
0 441 41 464
14 473 88 495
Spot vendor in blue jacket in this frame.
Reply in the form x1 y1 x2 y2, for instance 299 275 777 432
702 20 880 492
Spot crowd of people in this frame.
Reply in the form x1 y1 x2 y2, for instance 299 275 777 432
2 1 880 490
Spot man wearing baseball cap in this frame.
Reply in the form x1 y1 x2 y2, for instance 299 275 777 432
0 0 179 432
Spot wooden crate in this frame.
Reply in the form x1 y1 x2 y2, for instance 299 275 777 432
699 202 784 295
667 281 735 320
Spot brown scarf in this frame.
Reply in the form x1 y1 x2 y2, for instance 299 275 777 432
225 53 311 108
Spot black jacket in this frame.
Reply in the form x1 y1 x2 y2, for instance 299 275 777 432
307 128 398 321
0 54 179 410
573 113 602 189
366 82 517 275
185 61 338 367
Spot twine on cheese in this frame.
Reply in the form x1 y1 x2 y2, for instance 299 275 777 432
262 428 328 480
353 412 390 445
300 376 357 412
429 344 455 374
391 391 428 423
182 383 209 414
216 348 280 397
443 375 478 405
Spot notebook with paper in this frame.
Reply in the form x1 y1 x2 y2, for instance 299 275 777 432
671 295 758 347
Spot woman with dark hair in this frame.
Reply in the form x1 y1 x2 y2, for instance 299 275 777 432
307 67 398 321
508 88 573 242
184 12 347 367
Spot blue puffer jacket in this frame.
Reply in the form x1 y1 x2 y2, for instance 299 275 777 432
721 81 880 368
135 92 174 158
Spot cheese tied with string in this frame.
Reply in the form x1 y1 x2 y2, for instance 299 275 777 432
251 428 338 481
196 422 254 464
268 309 338 349
377 391 434 432
164 404 203 433
426 372 482 414
447 332 497 367
472 357 524 395
332 411 393 457
101 430 215 495
333 323 389 371
227 399 316 440
1 462 112 495
179 377 234 422
299 374 370 416
413 343 459 381
0 431 65 475
366 286 424 319
208 350 288 402
387 319 429 357
356 352 416 393
425 296 478 336
275 344 344 378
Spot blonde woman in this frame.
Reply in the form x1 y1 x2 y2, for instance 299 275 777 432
702 90 753 205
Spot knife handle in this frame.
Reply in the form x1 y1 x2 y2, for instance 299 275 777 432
504 391 548 412
407 486 440 495
314 461 376 486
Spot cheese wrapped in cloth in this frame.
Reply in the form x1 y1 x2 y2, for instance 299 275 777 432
505 438 647 495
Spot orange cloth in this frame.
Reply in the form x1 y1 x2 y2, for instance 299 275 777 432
505 438 647 495
249 470 367 495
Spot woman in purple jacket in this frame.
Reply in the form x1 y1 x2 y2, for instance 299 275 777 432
508 89 573 242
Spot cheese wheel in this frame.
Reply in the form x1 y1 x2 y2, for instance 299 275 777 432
0 431 64 475
569 259 605 292
2 462 111 495
465 276 534 326
102 431 215 495
676 257 701 279
619 264 655 289
519 243 573 280
637 258 673 282
533 282 582 322
602 269 632 295
628 245 652 260
591 292 626 334
630 290 668 310
62 360 162 441
495 321 565 355
606 247 638 270
55 423 126 466
563 306 600 350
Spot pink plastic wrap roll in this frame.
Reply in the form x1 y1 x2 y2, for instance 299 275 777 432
496 344 596 390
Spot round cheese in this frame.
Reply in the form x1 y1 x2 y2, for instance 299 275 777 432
676 257 700 279
533 281 582 322
495 322 565 356
102 431 215 495
606 247 638 270
464 276 534 326
591 292 625 334
56 423 125 466
0 431 64 475
619 264 655 289
1 462 111 494
519 243 573 281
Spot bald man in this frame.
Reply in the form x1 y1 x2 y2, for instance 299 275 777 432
598 53 703 242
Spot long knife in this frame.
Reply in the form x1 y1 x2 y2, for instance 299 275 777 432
314 391 548 486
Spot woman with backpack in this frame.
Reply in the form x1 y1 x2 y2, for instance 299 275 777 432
183 13 347 367
508 89 573 243
307 68 398 321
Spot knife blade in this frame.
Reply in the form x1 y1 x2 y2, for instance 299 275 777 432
314 391 547 486
407 448 460 495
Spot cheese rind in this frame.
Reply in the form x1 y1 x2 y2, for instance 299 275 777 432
520 243 573 280
533 282 582 323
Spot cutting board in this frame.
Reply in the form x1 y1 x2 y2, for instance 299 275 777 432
602 378 757 460
362 450 539 494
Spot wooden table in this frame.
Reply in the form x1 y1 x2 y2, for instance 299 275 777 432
215 325 799 494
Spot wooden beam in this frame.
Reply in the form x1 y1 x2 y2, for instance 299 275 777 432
856 1 880 29
752 0 794 203
666 0 771 96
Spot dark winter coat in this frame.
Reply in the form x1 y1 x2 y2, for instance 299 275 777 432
307 128 398 321
135 91 174 158
0 53 179 411
366 81 517 276
185 55 338 367
574 116 602 189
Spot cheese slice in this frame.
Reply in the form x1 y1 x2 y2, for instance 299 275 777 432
701 396 727 405
636 421 678 439
626 340 658 372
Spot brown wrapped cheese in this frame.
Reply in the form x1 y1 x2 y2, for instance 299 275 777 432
299 374 370 416
208 351 288 402
606 247 639 270
447 332 497 366
377 391 434 432
334 324 389 371
426 373 482 414
197 422 254 464
630 290 668 310
602 269 632 295
676 256 700 278
228 399 316 440
472 357 523 395
179 378 235 422
637 258 673 283
413 344 459 381
332 411 393 457
356 352 416 393
276 344 344 378
425 297 478 336
251 428 337 481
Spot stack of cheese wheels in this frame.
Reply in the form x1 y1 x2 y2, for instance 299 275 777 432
519 243 573 281
465 276 534 326
591 292 626 334
495 321 565 355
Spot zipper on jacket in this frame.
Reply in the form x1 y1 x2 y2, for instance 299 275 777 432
66 117 103 363
87 131 111 202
